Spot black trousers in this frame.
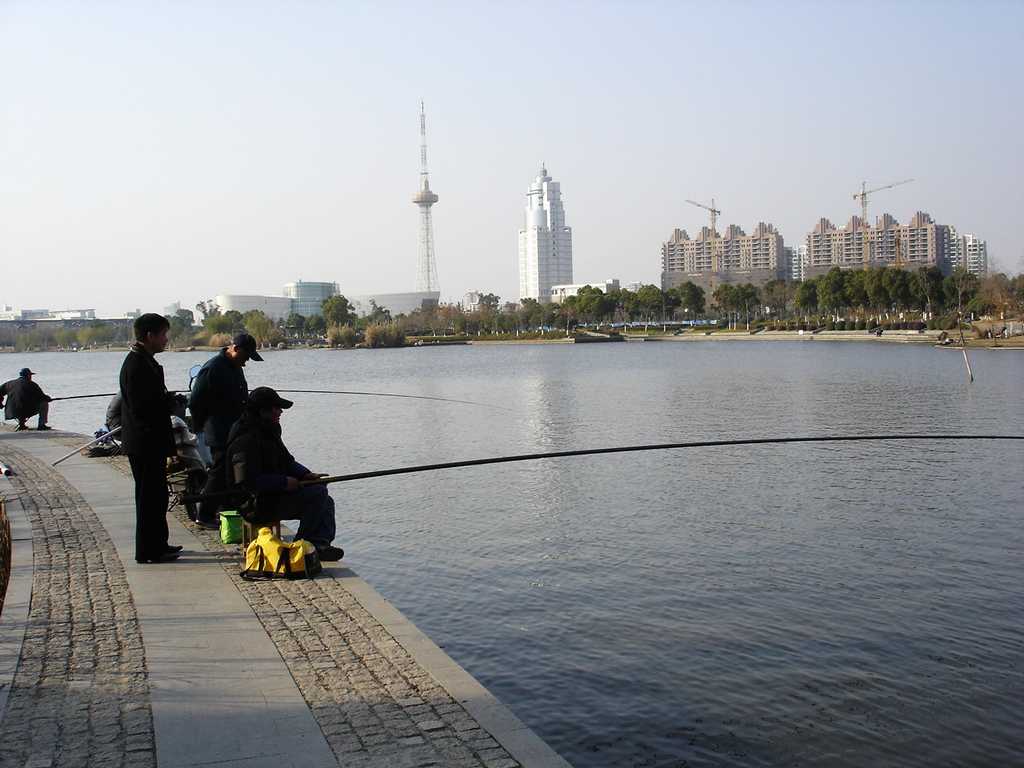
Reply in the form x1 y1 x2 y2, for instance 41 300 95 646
198 447 226 521
128 453 169 561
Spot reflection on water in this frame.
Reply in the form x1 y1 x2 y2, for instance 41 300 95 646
3 343 1023 767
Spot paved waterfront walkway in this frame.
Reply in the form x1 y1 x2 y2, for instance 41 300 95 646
0 430 571 768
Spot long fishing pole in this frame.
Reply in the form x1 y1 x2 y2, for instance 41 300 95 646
52 426 122 466
49 389 508 410
181 433 1024 503
49 393 117 402
276 389 512 411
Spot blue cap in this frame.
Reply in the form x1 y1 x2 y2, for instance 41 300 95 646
19 368 33 377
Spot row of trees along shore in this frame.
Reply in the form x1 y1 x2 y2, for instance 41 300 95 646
0 322 134 352
215 266 1021 346
3 267 1022 352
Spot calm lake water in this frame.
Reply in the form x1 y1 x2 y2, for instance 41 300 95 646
4 342 1023 767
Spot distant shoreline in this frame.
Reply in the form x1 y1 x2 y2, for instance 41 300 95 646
3 332 1022 353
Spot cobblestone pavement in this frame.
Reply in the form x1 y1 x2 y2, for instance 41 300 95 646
0 441 155 768
16 444 525 768
168 472 524 768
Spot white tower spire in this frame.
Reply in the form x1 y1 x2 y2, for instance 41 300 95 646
412 101 440 293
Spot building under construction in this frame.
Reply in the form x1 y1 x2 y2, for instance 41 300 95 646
661 221 788 292
804 211 954 278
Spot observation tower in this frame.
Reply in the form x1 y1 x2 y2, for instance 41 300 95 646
413 102 440 293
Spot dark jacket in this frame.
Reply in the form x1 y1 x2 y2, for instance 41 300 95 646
105 394 123 431
225 410 308 523
189 349 248 448
119 344 175 457
2 377 51 421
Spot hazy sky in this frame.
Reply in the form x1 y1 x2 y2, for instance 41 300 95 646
2 1 1022 317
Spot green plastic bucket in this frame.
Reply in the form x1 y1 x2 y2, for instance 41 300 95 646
220 510 243 545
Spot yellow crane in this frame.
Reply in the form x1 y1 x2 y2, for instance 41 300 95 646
685 198 722 273
853 179 913 266
685 198 721 235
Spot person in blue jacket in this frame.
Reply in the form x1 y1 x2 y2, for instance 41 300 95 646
189 333 262 527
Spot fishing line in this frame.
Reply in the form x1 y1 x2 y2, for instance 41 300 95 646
276 389 512 411
181 433 1024 503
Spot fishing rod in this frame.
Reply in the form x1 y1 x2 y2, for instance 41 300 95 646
52 427 122 466
49 393 117 402
181 433 1024 503
275 389 513 411
49 389 510 411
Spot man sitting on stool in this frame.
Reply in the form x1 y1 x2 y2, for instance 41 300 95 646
225 387 343 561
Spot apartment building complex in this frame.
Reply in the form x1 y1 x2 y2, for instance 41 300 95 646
661 222 787 291
805 211 953 277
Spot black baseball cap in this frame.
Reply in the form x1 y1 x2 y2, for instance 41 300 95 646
232 333 263 362
19 368 34 377
247 386 292 411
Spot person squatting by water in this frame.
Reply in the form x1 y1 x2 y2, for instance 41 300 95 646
119 313 183 564
1 367 53 431
188 332 262 529
226 386 344 561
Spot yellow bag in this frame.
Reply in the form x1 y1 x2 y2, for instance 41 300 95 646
241 526 322 580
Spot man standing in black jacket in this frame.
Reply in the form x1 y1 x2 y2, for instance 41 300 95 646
120 313 181 564
189 332 263 527
1 368 53 431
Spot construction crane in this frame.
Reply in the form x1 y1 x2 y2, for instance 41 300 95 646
685 198 720 235
853 179 913 227
853 179 913 267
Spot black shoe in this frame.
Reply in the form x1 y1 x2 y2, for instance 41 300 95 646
14 424 27 432
195 517 219 530
317 545 344 562
36 425 53 431
136 552 180 564
165 544 183 553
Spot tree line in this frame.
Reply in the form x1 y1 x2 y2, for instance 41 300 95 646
138 267 1024 345
5 267 1020 352
0 322 133 352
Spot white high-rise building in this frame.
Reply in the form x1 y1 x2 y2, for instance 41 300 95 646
788 244 808 282
518 165 573 302
963 234 988 276
947 227 989 276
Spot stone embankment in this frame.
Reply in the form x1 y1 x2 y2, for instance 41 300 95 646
644 329 942 343
0 429 571 768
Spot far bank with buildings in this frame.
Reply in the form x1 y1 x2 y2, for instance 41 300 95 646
660 210 988 296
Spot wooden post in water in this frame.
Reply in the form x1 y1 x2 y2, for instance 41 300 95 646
957 311 974 383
